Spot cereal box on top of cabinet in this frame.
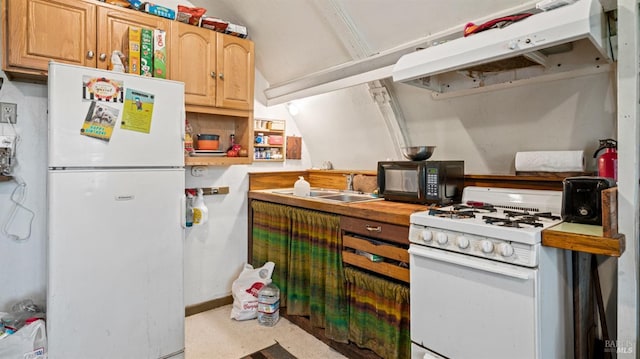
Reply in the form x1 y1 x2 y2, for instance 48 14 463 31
140 28 153 77
123 26 141 75
200 17 228 32
224 23 248 38
153 29 167 79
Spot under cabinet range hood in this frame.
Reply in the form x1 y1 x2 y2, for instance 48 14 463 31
392 0 613 98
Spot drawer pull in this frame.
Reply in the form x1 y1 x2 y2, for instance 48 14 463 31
366 225 382 232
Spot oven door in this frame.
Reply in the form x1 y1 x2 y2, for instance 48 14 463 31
409 244 539 359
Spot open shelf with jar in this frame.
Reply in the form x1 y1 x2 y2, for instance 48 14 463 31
253 119 285 162
185 108 253 166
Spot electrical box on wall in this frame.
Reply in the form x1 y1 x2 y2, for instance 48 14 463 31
0 134 16 175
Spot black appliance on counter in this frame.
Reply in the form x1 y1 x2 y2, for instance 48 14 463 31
561 176 616 225
377 160 464 205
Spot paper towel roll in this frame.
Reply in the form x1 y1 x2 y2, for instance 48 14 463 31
515 151 585 172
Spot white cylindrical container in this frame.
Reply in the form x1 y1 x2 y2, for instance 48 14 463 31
257 283 280 327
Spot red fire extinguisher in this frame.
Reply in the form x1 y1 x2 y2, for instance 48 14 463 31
593 138 617 180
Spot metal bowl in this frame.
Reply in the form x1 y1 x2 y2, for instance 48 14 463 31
401 146 435 161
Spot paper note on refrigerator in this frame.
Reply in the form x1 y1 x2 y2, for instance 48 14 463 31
82 76 124 103
81 101 119 141
121 88 154 133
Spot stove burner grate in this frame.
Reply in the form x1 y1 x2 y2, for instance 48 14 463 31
428 208 476 219
454 204 497 213
482 215 544 228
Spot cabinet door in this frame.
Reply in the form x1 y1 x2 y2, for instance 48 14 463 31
216 33 255 110
5 0 97 71
96 5 170 70
170 22 217 107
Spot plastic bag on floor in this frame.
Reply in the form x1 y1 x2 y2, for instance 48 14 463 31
230 262 275 320
0 319 46 359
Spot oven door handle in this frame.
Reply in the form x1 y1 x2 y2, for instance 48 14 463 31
409 245 532 280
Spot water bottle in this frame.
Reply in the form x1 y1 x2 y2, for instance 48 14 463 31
257 283 280 326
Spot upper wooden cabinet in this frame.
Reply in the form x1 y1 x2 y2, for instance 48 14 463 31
217 34 254 111
4 0 97 79
170 22 217 107
2 0 170 81
171 21 254 111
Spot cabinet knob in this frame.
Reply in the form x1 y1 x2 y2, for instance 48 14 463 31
87 51 94 59
218 73 224 80
99 53 107 61
210 71 216 78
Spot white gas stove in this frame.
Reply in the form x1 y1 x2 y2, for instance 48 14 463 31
409 186 563 267
409 186 572 359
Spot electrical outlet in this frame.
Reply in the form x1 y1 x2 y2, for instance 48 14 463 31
191 166 207 177
0 102 17 124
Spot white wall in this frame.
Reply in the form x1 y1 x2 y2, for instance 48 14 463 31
0 74 48 311
286 85 397 170
183 71 312 306
396 72 617 173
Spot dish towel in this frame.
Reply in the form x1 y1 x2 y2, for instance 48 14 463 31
515 150 585 172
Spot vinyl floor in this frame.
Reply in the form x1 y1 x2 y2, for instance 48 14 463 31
185 304 347 359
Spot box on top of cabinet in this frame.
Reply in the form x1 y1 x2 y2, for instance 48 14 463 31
144 3 176 20
153 29 167 79
140 28 154 77
123 26 141 75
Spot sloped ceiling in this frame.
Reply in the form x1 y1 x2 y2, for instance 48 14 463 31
191 0 540 100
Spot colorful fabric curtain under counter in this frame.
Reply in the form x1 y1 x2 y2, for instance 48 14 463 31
251 201 291 306
345 267 411 359
251 201 348 342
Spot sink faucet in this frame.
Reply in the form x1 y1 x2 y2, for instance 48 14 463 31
345 173 355 192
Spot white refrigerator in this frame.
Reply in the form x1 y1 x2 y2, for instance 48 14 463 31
46 62 185 359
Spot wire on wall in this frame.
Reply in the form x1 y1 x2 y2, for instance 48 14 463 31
2 175 35 241
0 111 35 241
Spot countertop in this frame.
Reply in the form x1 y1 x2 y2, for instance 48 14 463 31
250 189 626 256
542 222 625 257
248 189 428 226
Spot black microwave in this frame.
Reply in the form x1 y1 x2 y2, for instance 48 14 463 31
377 160 464 205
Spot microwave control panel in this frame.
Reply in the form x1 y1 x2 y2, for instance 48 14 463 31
426 167 439 197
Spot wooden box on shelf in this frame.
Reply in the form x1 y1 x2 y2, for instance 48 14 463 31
185 109 253 166
253 119 285 162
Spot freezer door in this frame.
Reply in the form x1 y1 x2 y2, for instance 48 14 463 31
48 62 184 168
47 169 185 359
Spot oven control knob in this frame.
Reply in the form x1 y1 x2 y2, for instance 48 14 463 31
457 236 470 249
499 243 515 257
480 240 494 253
421 230 433 242
436 232 448 245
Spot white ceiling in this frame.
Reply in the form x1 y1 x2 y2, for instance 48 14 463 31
183 0 618 108
190 0 539 88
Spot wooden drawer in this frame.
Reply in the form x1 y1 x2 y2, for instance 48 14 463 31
340 216 409 245
342 251 409 283
343 235 408 262
342 234 409 283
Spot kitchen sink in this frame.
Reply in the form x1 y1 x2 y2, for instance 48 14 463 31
270 188 380 203
316 194 378 203
272 189 340 197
